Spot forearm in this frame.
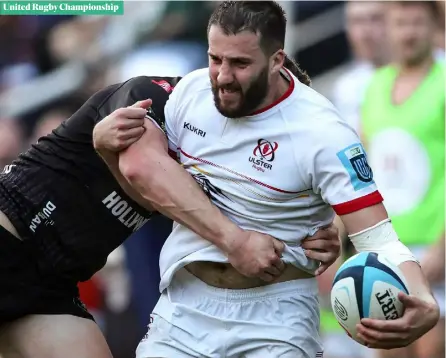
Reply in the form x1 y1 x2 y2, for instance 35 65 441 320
398 261 437 304
344 209 437 301
119 147 243 253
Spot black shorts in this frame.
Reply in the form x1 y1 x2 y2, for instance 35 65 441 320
0 224 93 326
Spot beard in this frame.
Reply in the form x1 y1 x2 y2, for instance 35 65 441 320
211 66 269 118
403 46 432 67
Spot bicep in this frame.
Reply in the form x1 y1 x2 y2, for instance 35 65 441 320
308 120 384 234
339 202 388 235
118 120 169 177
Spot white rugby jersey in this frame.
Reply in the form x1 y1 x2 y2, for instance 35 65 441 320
158 67 383 292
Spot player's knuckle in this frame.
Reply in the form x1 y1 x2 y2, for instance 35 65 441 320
402 333 411 342
259 262 268 270
251 266 261 275
372 332 382 340
267 254 277 262
114 108 126 117
320 254 330 263
116 121 127 130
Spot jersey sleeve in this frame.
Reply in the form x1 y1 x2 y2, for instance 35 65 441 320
306 120 383 215
163 77 187 158
161 68 209 158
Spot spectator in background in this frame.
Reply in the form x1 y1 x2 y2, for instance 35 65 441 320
0 15 73 92
115 1 217 81
360 2 444 358
434 0 445 58
29 108 66 144
0 119 24 168
0 17 39 93
331 1 388 134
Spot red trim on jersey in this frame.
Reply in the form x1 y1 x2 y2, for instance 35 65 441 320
249 68 295 116
152 79 174 93
179 148 306 195
332 191 383 215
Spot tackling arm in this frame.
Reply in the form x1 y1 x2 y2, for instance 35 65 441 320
91 76 247 255
118 119 244 254
96 148 153 210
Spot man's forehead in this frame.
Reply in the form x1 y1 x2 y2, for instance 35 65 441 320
346 1 383 20
208 25 262 59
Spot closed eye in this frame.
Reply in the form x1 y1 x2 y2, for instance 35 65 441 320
231 59 250 68
209 54 222 64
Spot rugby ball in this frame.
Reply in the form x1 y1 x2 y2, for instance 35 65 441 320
330 252 409 344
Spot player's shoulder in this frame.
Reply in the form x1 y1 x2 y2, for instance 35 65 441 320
89 75 181 124
289 80 344 126
123 75 180 97
90 75 176 108
174 67 209 87
286 80 357 143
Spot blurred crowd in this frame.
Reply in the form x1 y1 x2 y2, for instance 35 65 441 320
321 2 445 358
0 2 444 358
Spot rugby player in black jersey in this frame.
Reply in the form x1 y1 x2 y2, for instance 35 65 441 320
0 75 340 358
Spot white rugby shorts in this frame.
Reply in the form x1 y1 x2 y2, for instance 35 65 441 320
136 268 323 358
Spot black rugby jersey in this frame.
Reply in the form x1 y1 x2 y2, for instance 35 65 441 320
0 76 180 281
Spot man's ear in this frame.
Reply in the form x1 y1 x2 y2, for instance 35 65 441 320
270 49 285 75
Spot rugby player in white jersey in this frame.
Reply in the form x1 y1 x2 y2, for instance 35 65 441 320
95 2 440 357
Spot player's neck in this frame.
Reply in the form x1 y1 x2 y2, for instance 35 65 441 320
252 72 291 115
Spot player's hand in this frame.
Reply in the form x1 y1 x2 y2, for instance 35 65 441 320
93 99 152 152
301 223 341 276
356 291 440 349
226 231 285 282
